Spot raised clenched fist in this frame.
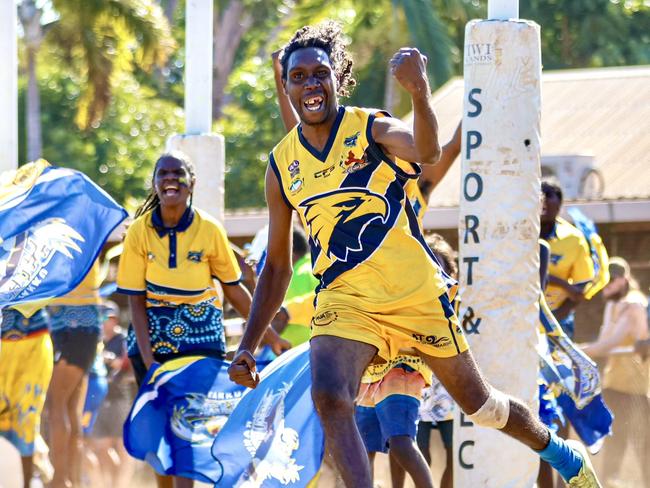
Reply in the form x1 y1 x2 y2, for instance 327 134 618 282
389 47 430 97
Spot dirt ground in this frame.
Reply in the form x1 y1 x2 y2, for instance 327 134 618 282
1 421 647 488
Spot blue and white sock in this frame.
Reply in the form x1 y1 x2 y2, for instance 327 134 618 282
537 430 583 481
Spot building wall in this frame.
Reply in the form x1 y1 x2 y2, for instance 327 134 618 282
424 223 650 342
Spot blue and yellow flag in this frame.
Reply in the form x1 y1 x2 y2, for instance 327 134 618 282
212 343 324 487
538 296 613 449
567 207 609 300
0 160 127 312
124 356 247 483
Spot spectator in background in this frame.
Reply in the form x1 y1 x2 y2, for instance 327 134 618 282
0 307 53 488
89 301 136 488
415 233 458 488
47 259 104 488
540 181 595 339
581 257 650 487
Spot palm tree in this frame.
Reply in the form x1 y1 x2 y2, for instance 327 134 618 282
19 0 174 160
18 1 50 161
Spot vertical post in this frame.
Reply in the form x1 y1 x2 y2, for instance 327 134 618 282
455 7 542 487
185 0 213 135
0 1 18 172
168 0 225 222
488 0 519 20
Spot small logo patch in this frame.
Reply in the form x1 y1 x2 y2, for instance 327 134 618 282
288 160 301 178
188 250 203 262
344 132 360 147
340 150 369 174
314 165 336 178
289 177 304 195
311 311 338 327
412 333 452 348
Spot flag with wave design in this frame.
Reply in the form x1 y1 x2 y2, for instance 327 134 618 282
124 355 246 483
0 160 126 313
212 342 324 487
538 296 613 449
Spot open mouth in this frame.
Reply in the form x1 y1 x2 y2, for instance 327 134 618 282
163 185 179 197
304 95 324 112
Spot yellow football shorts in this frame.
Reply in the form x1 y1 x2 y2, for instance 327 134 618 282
311 288 468 362
0 332 54 456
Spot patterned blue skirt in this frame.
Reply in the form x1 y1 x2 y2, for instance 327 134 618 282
127 303 226 359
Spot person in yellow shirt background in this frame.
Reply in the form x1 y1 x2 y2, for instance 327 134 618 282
540 181 595 339
0 307 53 488
46 259 103 488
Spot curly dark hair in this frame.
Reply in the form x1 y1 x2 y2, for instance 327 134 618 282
280 20 356 97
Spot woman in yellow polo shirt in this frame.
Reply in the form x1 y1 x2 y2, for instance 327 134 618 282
117 152 256 379
117 152 282 488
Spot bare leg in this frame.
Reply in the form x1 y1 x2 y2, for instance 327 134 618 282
48 360 85 488
420 350 550 450
441 444 453 488
155 474 174 488
415 421 432 465
174 476 194 487
388 450 406 488
67 377 87 487
310 336 377 488
538 460 555 488
20 456 33 488
389 436 433 488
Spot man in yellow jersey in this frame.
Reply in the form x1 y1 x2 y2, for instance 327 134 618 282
540 181 595 339
229 21 601 488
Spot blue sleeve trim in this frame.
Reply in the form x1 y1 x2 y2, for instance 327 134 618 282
366 113 421 180
215 274 243 286
116 287 146 296
269 152 294 210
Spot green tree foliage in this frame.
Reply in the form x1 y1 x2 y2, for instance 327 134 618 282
19 53 183 212
522 0 650 68
21 0 649 211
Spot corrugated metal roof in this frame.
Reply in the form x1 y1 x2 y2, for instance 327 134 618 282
409 65 650 208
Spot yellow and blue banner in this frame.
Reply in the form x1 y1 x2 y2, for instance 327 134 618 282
0 160 127 311
567 207 609 300
538 297 613 449
124 355 247 483
212 343 324 487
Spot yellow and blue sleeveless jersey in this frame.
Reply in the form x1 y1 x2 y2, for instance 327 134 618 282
50 259 102 306
544 217 594 310
270 106 449 307
117 207 241 308
405 179 428 224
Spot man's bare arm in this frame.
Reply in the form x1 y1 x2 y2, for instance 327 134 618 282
372 48 441 165
272 50 299 132
418 121 461 200
228 166 294 388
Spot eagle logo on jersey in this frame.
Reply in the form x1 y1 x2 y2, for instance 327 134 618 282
300 189 389 262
